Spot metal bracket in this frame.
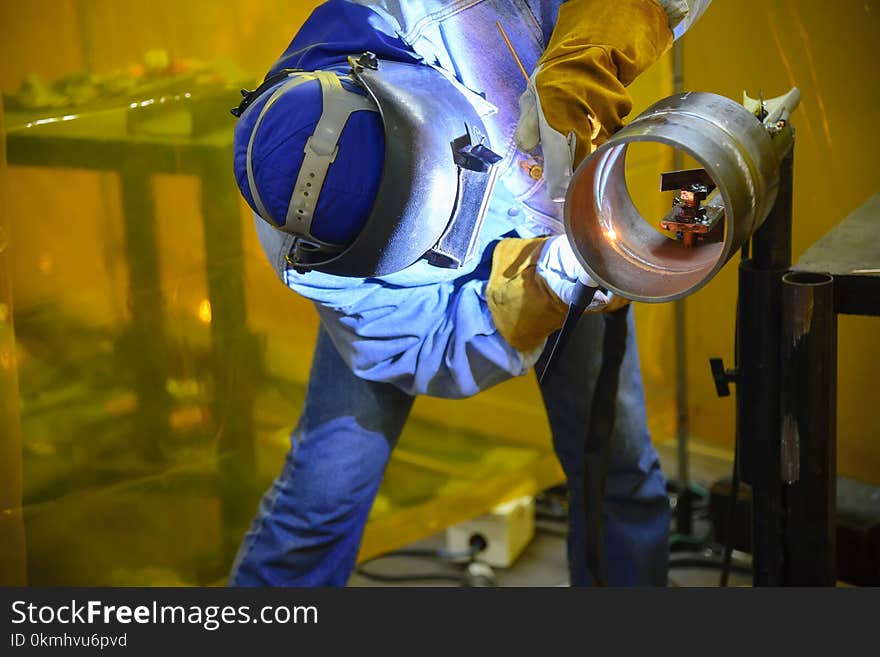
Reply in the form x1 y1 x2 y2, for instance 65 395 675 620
709 357 738 397
451 124 502 172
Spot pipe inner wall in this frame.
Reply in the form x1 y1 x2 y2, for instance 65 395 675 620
565 92 783 302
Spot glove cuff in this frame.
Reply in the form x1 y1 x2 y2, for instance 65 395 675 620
535 0 673 164
486 237 569 352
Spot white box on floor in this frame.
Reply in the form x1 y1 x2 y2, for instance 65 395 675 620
446 496 535 568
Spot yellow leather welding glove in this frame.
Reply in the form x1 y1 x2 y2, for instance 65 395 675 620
487 235 627 352
514 0 673 200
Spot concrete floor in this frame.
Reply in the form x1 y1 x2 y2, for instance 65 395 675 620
349 441 753 587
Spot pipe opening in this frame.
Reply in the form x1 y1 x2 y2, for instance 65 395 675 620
782 271 834 286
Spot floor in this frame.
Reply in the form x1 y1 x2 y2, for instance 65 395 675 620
349 441 753 587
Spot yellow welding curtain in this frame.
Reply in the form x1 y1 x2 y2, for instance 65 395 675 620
0 0 878 586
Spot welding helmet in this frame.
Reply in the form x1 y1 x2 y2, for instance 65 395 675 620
232 53 502 278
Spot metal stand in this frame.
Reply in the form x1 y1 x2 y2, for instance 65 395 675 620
720 143 839 585
735 146 793 585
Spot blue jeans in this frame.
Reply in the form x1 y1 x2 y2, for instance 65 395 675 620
229 309 669 586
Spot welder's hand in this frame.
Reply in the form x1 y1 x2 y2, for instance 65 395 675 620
535 234 609 309
535 234 630 312
515 0 673 193
486 235 629 353
513 74 584 203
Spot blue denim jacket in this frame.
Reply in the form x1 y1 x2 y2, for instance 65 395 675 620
257 0 710 398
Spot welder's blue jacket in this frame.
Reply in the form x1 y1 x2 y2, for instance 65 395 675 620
256 0 709 399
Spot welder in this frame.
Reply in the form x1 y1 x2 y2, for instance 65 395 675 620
228 0 711 586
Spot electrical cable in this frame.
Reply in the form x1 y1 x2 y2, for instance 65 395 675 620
671 556 752 577
581 305 630 586
719 437 741 586
538 282 599 383
668 483 713 551
353 570 464 584
535 510 568 524
668 532 712 550
366 546 480 561
354 535 488 586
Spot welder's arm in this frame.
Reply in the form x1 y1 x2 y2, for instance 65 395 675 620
286 267 541 399
514 0 675 199
284 236 613 398
486 235 626 352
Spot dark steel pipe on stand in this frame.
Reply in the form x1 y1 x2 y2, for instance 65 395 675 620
780 271 837 585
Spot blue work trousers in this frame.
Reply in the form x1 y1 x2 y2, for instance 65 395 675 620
229 309 669 586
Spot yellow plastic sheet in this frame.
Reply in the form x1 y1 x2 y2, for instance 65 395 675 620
1 0 878 586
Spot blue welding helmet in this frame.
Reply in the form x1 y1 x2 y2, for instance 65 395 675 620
232 65 384 250
232 53 502 278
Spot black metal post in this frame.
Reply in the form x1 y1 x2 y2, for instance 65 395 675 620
780 271 837 585
752 150 794 271
736 146 794 586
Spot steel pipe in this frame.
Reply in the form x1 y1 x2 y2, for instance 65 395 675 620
565 92 789 302
780 271 837 585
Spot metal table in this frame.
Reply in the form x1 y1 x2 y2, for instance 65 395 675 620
793 192 880 316
5 101 261 560
779 191 879 583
